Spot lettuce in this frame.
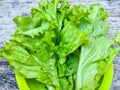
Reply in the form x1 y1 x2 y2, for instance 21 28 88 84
0 0 120 90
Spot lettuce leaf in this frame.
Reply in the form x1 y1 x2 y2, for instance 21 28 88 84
0 0 120 90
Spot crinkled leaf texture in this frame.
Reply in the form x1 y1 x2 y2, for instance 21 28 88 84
0 0 120 90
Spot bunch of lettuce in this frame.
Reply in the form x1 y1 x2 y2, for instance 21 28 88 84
0 0 120 90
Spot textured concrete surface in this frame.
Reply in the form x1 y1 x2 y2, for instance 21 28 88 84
0 0 120 90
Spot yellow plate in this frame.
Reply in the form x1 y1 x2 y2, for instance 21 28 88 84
16 64 113 90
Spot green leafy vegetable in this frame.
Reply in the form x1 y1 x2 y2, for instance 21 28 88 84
0 0 120 90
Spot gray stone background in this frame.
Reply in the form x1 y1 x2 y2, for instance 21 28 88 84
0 0 120 90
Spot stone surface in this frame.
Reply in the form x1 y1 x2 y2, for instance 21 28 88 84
0 0 120 90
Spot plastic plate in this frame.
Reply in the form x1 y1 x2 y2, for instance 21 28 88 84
16 63 113 90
